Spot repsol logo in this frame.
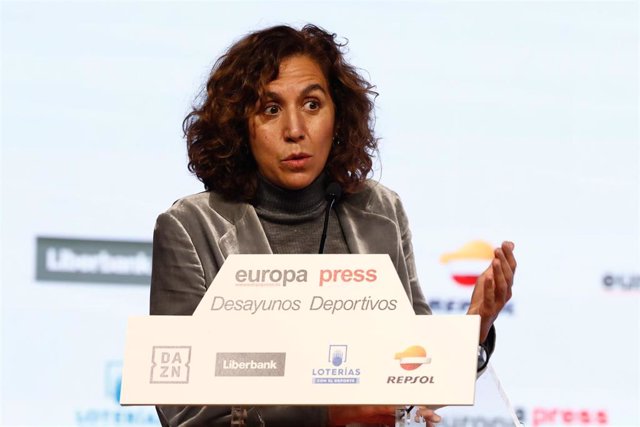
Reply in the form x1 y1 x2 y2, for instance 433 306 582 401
235 269 308 287
429 299 515 315
603 273 639 290
386 376 435 384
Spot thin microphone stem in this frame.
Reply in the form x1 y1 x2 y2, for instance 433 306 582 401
318 197 336 254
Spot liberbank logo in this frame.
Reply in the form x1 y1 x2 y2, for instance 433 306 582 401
215 352 286 377
36 237 152 285
387 345 435 384
312 345 361 384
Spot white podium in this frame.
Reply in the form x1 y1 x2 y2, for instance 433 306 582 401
121 254 520 425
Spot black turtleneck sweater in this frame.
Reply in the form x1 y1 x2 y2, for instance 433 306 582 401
253 174 350 254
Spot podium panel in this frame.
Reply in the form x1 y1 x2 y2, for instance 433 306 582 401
121 254 517 424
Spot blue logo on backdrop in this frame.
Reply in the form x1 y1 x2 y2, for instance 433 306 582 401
312 345 361 384
75 361 158 426
105 361 123 403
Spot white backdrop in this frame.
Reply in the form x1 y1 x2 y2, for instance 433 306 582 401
1 1 638 426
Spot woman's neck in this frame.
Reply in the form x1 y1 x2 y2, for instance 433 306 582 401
253 173 328 221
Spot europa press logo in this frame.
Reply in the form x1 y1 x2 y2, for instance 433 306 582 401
602 273 640 292
387 345 435 384
440 240 494 286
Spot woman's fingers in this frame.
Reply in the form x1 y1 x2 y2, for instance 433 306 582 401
416 406 442 426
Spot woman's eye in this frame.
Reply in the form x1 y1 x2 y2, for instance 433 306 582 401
264 105 280 115
305 100 320 110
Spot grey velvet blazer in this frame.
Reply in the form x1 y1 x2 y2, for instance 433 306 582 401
150 180 431 426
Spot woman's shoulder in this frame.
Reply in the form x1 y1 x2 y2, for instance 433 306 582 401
346 179 404 211
159 190 250 226
166 190 212 210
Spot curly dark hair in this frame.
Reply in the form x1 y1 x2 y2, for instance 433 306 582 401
183 24 378 201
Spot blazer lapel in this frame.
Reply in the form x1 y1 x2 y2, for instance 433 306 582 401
208 194 273 259
232 207 273 255
337 195 401 263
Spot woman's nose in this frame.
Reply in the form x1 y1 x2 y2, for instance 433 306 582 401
283 109 305 142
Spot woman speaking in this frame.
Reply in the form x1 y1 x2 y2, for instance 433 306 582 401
150 24 516 427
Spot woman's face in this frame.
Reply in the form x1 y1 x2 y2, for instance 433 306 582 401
248 55 335 190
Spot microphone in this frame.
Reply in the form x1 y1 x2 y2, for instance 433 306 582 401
325 182 343 203
318 182 343 254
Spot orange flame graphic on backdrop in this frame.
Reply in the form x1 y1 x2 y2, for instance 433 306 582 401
440 240 494 286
